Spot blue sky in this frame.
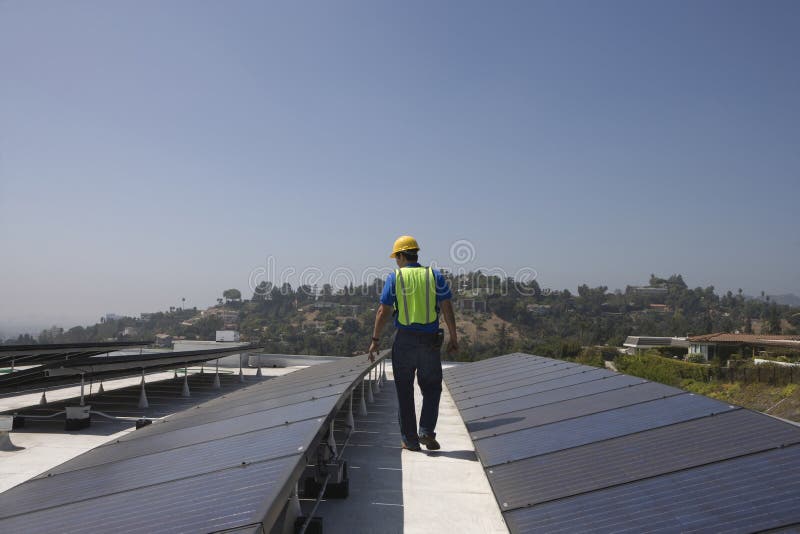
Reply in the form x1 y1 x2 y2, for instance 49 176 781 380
1 0 798 333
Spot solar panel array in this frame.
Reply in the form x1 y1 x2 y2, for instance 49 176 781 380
443 353 800 534
0 341 151 366
0 353 386 533
0 343 259 391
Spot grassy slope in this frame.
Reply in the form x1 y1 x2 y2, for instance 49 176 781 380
681 380 800 423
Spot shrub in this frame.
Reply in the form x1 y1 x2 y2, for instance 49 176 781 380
686 353 706 364
573 347 604 368
616 353 709 387
599 346 619 361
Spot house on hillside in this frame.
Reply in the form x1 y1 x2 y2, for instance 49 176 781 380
527 304 551 315
687 333 800 361
631 286 668 298
623 336 689 355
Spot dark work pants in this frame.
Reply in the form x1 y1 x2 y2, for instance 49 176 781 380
391 329 443 445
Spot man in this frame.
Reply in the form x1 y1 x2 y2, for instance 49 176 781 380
368 235 458 451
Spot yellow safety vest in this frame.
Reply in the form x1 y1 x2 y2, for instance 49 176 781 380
395 266 437 326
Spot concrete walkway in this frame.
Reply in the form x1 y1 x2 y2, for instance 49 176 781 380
316 365 508 534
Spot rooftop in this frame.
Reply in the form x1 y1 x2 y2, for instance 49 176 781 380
688 332 800 344
3 350 800 533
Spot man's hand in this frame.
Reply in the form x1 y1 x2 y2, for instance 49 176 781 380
369 304 393 363
446 337 459 354
441 299 458 355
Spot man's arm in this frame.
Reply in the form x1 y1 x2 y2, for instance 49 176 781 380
440 299 459 354
368 304 394 361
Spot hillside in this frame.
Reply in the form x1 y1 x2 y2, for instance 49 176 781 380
6 272 799 363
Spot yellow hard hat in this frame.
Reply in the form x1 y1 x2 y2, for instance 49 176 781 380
390 235 420 258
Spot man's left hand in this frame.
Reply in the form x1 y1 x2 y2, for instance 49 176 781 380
368 340 379 362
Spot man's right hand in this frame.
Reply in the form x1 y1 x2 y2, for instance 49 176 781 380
446 338 459 354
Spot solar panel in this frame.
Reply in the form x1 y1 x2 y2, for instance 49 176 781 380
0 455 297 534
474 394 735 466
504 445 800 534
443 354 544 383
459 373 647 422
0 344 261 391
0 353 388 533
487 409 800 510
0 341 151 366
7 418 321 516
444 353 800 533
450 365 608 402
466 380 682 439
446 359 572 389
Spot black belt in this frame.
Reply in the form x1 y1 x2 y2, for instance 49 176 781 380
397 328 442 339
396 328 438 338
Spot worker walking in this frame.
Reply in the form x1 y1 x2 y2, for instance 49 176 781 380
368 236 458 451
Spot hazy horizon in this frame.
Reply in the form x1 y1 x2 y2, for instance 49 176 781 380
2 1 798 337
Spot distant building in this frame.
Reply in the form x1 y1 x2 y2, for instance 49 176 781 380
631 286 668 298
526 304 551 315
105 313 124 321
687 333 800 361
623 336 689 355
154 333 173 347
122 326 138 337
216 330 241 342
44 326 63 337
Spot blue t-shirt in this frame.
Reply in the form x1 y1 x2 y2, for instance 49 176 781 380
380 263 452 332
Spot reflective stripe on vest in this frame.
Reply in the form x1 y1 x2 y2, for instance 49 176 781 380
395 266 437 326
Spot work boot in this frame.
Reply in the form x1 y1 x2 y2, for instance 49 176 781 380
401 440 421 451
419 433 440 450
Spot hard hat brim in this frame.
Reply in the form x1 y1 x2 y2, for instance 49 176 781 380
390 247 419 258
